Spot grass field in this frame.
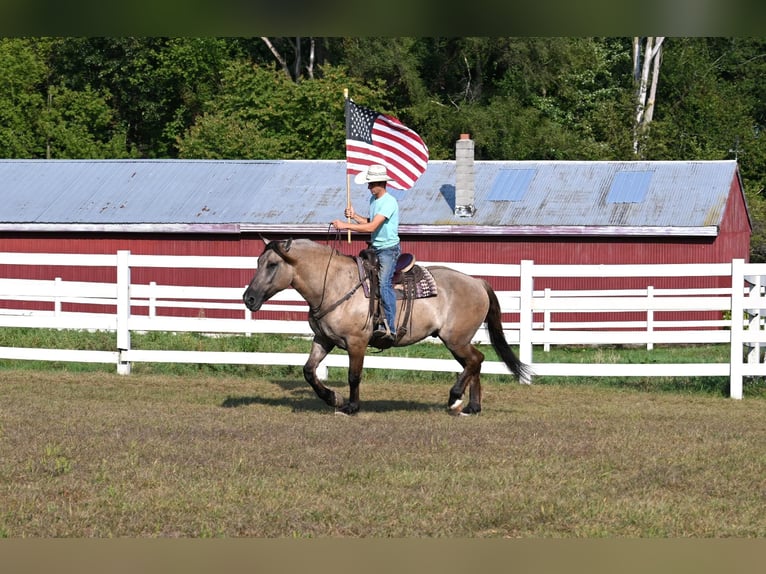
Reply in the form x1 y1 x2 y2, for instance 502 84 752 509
2 335 766 537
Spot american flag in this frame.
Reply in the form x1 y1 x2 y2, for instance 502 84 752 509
345 99 429 190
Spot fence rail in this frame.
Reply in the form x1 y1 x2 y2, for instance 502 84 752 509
1 251 765 399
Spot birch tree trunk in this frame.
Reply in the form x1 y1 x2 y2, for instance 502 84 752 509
261 37 292 80
260 37 314 81
644 39 663 125
633 36 664 156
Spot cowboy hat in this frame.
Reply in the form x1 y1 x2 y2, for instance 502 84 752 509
354 164 395 185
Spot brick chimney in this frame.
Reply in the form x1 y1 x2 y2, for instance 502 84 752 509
454 133 475 217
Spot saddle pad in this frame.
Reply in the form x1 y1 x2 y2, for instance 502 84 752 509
395 265 438 300
356 257 437 300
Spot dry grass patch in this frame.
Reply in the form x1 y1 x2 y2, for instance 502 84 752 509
1 369 765 537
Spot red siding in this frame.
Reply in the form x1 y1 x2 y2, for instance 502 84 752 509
0 175 752 326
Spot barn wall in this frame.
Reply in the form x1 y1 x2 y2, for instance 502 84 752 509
716 174 752 263
0 233 255 287
0 171 752 327
0 233 261 319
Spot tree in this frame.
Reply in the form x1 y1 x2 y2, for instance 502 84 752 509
260 37 317 81
39 84 129 159
48 37 231 157
338 37 429 109
410 38 636 161
0 38 130 159
632 37 664 156
177 62 383 160
0 38 48 157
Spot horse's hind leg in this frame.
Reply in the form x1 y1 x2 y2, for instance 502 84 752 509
304 337 344 409
462 376 482 416
445 343 484 415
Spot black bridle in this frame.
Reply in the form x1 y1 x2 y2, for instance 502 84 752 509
298 228 368 323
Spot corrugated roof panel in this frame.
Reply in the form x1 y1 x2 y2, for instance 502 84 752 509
487 168 536 201
0 159 740 231
607 171 652 203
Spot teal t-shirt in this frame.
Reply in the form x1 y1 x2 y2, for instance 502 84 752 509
369 192 400 249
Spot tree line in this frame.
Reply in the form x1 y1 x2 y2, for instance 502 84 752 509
2 37 766 257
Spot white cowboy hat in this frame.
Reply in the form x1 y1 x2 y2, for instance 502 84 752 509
354 164 395 185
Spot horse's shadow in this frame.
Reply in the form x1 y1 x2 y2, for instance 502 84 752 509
221 379 437 413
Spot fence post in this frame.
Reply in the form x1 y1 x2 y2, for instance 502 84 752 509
519 260 534 383
149 281 157 318
543 287 551 352
116 250 131 375
744 275 760 366
729 258 745 399
54 277 62 318
646 285 655 351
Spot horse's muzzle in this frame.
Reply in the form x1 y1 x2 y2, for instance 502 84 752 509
242 289 262 312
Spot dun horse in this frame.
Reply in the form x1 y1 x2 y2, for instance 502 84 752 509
243 238 530 415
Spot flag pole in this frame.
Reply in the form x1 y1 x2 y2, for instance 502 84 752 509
344 88 351 243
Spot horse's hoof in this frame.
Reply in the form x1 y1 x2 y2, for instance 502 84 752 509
448 398 463 414
336 403 360 416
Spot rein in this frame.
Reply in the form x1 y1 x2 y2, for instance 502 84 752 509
309 228 368 322
310 277 365 320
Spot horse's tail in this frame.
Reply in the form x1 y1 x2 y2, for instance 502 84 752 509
483 280 532 382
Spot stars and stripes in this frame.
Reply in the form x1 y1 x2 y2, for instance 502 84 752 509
345 99 429 190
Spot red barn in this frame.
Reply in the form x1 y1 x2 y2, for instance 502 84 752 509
0 143 751 324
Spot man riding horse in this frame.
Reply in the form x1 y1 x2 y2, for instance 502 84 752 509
331 164 400 344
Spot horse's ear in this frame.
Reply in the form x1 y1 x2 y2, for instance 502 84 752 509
271 238 296 263
261 236 291 251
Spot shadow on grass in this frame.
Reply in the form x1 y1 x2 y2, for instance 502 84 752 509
220 378 439 413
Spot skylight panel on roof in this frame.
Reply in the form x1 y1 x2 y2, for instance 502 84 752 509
487 169 535 201
607 171 652 203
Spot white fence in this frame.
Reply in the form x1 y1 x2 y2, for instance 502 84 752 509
1 251 765 399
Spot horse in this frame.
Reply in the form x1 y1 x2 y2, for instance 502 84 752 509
242 238 531 415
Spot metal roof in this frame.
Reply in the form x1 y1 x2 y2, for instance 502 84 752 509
0 158 743 236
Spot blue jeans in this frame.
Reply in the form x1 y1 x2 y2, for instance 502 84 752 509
375 244 400 333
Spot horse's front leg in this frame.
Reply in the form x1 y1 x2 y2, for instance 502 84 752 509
304 337 344 409
337 342 366 416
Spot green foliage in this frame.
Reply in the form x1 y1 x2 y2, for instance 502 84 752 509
3 36 766 256
0 38 48 157
177 63 383 159
0 38 133 159
38 85 130 158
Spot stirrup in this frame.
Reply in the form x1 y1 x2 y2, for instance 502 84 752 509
373 320 396 340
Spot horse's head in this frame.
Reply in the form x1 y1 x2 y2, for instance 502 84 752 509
243 238 296 312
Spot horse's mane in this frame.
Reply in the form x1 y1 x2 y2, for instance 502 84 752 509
265 238 355 263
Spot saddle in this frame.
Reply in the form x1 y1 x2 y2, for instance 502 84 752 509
356 249 438 300
356 249 438 343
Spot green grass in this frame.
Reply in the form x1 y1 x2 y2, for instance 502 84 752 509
1 329 765 537
1 369 765 537
0 328 759 398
